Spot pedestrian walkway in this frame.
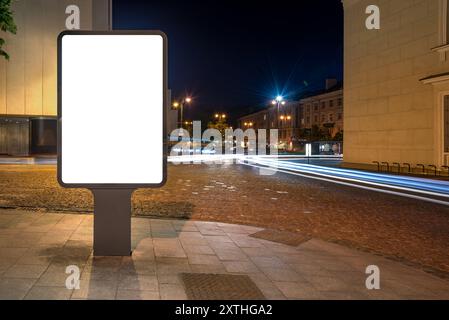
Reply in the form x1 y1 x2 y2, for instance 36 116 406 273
0 210 448 300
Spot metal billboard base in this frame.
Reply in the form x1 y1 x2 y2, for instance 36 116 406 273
91 189 135 256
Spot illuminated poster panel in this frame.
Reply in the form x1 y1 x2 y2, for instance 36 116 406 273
58 31 167 187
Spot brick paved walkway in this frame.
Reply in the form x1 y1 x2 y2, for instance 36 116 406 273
0 210 448 300
1 164 449 276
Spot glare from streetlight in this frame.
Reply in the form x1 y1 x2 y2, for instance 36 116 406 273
185 97 192 103
173 102 179 108
276 96 283 102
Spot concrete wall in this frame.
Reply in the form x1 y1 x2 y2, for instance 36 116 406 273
343 0 449 166
0 0 111 118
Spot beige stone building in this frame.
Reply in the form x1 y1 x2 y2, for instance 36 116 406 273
300 81 344 138
238 101 301 146
238 80 343 146
0 0 112 155
343 0 449 168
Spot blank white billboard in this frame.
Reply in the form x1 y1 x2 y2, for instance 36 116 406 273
58 32 166 187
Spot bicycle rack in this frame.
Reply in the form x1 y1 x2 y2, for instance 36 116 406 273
392 162 401 174
381 162 390 173
373 161 380 172
442 166 449 176
403 163 412 174
417 164 426 174
428 165 438 176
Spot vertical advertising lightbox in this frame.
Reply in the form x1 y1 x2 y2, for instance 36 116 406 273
58 31 167 188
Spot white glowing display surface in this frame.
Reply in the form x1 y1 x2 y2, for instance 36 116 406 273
60 34 164 185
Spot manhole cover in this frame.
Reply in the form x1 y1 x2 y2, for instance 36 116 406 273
180 273 266 300
249 229 311 246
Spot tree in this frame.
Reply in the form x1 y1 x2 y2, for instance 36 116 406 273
0 0 17 60
207 117 230 136
333 130 343 142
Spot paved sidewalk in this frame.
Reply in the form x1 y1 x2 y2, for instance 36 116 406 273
0 210 448 300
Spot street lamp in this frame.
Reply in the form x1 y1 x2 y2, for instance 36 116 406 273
272 96 286 129
215 113 227 120
173 97 192 129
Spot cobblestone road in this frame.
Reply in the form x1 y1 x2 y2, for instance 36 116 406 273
0 163 448 277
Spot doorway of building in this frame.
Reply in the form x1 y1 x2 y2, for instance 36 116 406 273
30 118 57 155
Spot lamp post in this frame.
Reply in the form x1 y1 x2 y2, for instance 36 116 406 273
173 97 192 129
215 113 227 120
272 96 286 144
271 96 286 129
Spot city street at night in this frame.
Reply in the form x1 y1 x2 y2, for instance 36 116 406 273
1 162 448 280
1 0 449 309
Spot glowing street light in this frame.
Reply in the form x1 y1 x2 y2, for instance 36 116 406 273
214 113 227 120
174 97 192 129
272 96 287 129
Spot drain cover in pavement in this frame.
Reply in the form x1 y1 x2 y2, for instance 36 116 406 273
180 273 266 300
249 229 311 246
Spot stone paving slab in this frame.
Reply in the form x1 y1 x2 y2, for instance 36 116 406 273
0 210 448 300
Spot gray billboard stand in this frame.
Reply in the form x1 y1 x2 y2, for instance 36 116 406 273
91 189 134 256
57 31 168 257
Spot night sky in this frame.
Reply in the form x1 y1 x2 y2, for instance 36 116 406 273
113 0 343 123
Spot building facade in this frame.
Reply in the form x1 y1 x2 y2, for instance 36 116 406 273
343 0 449 167
0 0 112 156
238 101 301 146
237 80 343 147
300 83 344 138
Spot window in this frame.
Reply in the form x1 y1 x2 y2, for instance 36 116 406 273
338 113 342 120
338 98 342 106
306 116 310 124
329 114 333 122
321 114 325 122
314 115 318 123
445 96 449 153
441 0 449 44
447 0 449 44
314 103 318 111
329 100 334 107
321 102 325 109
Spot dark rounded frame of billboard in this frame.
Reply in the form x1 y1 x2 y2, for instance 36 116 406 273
57 30 168 189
